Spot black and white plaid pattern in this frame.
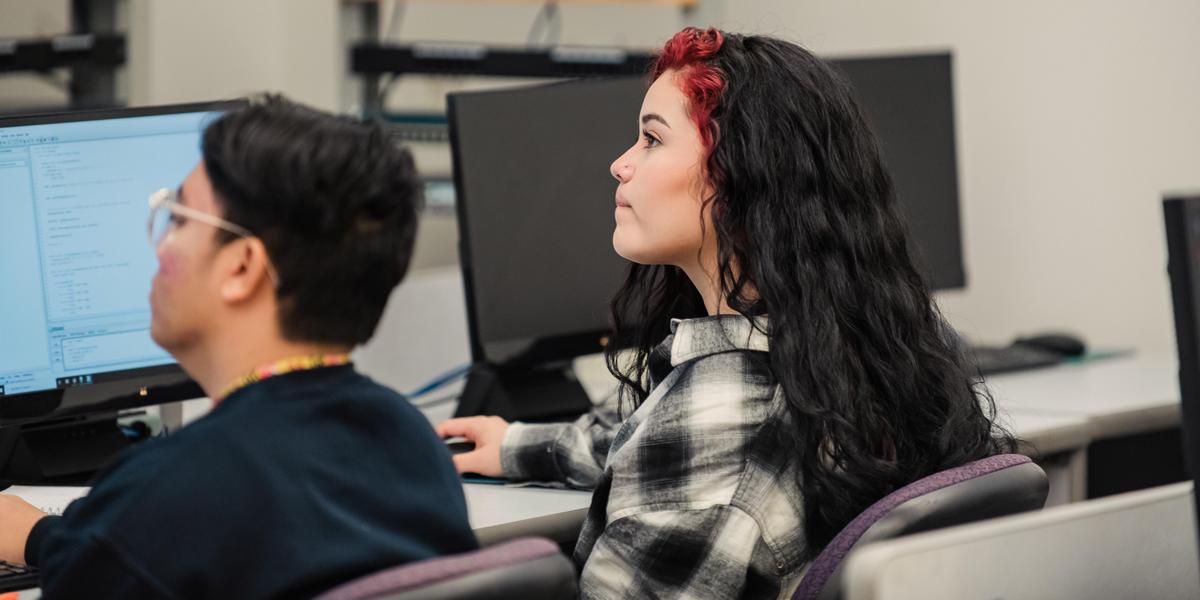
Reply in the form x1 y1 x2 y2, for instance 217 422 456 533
501 315 809 599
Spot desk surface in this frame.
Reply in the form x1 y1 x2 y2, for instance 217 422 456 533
987 354 1180 437
464 483 592 545
987 354 1177 414
464 483 592 529
996 410 1094 456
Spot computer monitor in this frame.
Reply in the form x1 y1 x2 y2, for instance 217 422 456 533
447 77 641 419
832 52 966 291
1161 193 1200 569
0 101 237 483
447 53 965 420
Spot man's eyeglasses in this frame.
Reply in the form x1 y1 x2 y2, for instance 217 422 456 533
147 187 278 284
147 187 253 246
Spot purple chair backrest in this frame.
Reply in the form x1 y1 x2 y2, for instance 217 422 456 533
315 537 576 600
792 453 1047 600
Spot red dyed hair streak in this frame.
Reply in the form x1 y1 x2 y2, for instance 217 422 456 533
651 27 726 153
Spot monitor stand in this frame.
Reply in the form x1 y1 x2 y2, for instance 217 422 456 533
454 363 592 422
0 412 132 486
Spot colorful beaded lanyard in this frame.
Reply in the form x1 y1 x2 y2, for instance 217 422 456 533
220 353 350 399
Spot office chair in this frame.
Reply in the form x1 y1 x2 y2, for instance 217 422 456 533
314 537 577 600
793 453 1048 600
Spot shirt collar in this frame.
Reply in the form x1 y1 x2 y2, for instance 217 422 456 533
665 314 770 367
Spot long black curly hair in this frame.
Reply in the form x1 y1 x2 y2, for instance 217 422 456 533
604 28 1017 553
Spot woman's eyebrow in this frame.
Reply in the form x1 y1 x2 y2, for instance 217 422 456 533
641 113 671 129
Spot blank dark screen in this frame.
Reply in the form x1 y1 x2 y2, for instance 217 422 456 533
832 53 966 290
449 78 642 356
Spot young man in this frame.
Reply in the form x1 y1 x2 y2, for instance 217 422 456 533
0 96 477 597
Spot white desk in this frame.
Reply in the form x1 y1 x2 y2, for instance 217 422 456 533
998 410 1094 456
988 354 1180 437
464 483 592 546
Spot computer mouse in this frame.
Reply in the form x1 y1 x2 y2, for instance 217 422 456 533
1013 333 1087 357
444 439 476 455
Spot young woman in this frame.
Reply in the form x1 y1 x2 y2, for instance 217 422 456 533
437 27 1014 599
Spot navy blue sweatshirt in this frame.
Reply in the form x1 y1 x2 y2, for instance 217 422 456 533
25 365 477 599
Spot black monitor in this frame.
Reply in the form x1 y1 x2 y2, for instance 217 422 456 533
1161 193 1200 568
832 52 966 291
447 78 642 420
447 53 965 420
0 101 237 483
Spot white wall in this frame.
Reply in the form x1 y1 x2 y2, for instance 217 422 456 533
705 0 1200 353
123 0 341 110
0 0 70 109
0 0 342 110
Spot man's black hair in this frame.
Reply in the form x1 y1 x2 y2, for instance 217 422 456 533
202 94 422 346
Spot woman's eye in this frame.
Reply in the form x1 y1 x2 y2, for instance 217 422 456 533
169 213 186 227
642 131 660 148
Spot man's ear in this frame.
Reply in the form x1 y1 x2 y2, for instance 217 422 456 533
219 238 274 303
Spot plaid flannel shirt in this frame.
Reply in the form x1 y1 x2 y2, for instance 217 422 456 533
501 315 809 599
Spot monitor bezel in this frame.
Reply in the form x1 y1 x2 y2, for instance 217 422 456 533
445 91 491 366
0 100 244 425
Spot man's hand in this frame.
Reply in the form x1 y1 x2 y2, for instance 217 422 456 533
0 495 47 565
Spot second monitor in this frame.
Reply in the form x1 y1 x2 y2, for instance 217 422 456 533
448 77 641 420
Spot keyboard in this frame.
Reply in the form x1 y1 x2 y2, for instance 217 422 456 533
0 561 37 592
969 344 1064 375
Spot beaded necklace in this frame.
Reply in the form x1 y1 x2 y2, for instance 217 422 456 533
220 353 350 399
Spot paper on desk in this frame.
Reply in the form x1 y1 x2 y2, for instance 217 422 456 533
3 486 90 516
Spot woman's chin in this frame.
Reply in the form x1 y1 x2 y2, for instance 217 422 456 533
612 232 641 263
612 246 656 266
613 229 680 266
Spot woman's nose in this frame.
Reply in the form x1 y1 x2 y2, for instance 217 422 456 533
611 156 632 182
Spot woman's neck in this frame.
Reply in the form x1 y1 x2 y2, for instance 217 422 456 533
680 260 757 317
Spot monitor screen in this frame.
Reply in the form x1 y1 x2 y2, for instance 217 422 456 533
448 52 965 367
832 52 966 291
0 102 235 423
449 77 642 366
